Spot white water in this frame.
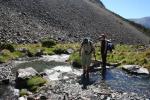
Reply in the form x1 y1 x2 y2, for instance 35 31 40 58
44 66 82 81
39 54 70 62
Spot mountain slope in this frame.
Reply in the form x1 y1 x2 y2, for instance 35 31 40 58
0 0 149 44
130 17 150 29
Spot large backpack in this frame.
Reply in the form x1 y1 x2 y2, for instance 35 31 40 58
81 39 94 55
107 40 114 52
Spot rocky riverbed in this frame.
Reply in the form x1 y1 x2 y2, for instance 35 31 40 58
0 55 150 100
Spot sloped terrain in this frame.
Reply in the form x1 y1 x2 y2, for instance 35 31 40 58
0 0 149 44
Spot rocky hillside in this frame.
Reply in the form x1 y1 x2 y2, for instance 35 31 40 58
130 17 150 29
0 0 149 44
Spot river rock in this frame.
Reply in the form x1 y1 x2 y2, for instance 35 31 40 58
122 65 149 75
16 67 38 79
15 67 38 89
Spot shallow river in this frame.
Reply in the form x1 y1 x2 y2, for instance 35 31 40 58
0 54 150 99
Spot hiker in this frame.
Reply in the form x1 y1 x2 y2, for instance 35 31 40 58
100 34 108 80
107 39 114 53
79 38 96 79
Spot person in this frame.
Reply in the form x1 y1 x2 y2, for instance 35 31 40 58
107 39 114 53
100 34 108 80
79 38 96 79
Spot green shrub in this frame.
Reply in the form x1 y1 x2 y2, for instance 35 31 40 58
41 40 56 48
53 48 68 54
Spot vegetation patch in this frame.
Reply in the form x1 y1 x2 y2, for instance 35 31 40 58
27 76 47 92
0 43 15 52
69 52 81 65
69 44 150 70
1 42 150 70
19 89 28 96
0 49 23 63
41 40 56 48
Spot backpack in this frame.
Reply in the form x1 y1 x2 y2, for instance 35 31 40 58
81 39 94 55
107 41 114 52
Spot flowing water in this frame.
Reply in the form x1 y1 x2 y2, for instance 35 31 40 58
0 54 150 99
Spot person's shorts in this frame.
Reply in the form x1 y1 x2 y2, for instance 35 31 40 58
81 54 92 66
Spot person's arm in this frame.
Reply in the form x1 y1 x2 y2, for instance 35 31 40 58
104 40 108 54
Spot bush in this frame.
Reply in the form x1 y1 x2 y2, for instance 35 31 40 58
53 48 68 54
0 43 15 52
41 40 56 48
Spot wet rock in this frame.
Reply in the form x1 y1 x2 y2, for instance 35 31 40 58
122 65 149 75
72 61 82 68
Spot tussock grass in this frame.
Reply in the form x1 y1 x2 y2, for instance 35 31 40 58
1 42 150 70
27 76 47 92
69 44 150 70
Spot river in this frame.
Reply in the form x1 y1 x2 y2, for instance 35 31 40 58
0 54 150 99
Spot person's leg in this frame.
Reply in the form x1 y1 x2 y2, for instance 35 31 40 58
102 54 107 80
86 54 92 79
86 65 89 79
82 66 86 78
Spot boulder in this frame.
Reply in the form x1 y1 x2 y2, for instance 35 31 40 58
16 67 38 79
15 67 38 89
122 65 149 75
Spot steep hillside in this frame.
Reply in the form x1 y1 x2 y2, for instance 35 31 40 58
0 0 149 44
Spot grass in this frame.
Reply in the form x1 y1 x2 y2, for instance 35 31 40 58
27 76 47 92
1 42 150 70
69 44 150 70
20 89 28 96
0 42 79 63
0 49 24 63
